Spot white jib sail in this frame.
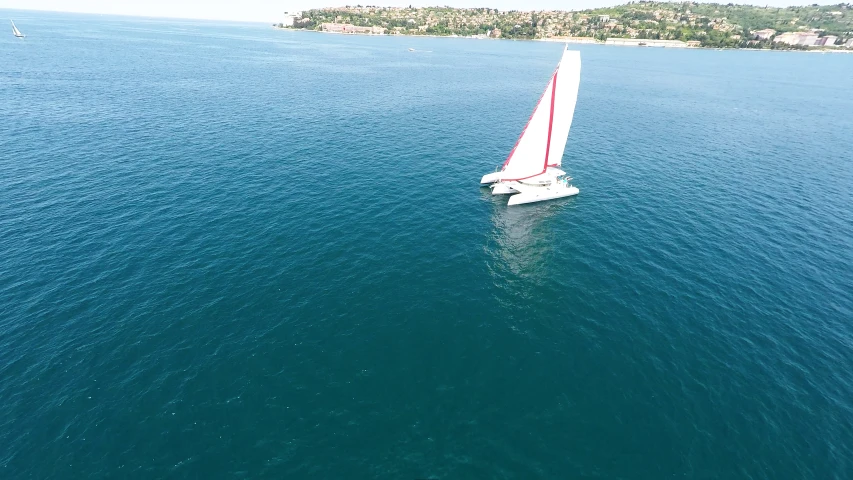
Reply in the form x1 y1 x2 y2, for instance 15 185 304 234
546 49 581 168
500 47 581 180
12 21 22 37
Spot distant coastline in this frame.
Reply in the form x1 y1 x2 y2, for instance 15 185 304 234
276 25 853 53
278 3 853 51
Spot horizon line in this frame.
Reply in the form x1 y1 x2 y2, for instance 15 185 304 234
2 1 845 23
0 7 272 24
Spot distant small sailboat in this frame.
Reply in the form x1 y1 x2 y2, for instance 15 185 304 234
11 20 24 38
408 48 415 52
480 45 582 206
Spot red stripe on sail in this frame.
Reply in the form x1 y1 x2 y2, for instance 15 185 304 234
502 70 558 169
503 70 559 182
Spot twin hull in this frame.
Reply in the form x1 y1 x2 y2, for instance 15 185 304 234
484 171 579 206
507 185 579 205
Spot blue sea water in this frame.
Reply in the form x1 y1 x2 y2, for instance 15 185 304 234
2 10 853 479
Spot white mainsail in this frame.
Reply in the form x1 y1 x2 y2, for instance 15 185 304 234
11 20 23 37
500 47 581 181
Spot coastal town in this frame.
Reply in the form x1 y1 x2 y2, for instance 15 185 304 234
280 2 853 49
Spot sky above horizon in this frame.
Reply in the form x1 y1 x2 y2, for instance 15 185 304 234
0 0 837 22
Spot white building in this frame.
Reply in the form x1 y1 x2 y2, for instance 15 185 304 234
796 34 819 45
283 11 302 27
752 28 775 41
819 35 838 47
773 31 818 46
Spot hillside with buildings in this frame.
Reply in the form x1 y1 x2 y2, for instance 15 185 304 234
280 2 853 49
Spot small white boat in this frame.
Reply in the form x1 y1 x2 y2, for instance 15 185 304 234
408 48 415 52
481 46 582 206
11 20 24 38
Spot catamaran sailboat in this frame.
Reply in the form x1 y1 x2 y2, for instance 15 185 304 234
480 46 581 206
11 20 24 38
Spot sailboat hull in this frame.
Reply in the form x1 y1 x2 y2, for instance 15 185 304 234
480 172 502 184
507 185 579 206
491 183 517 195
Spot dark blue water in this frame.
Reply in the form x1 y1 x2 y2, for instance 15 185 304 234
2 10 853 479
